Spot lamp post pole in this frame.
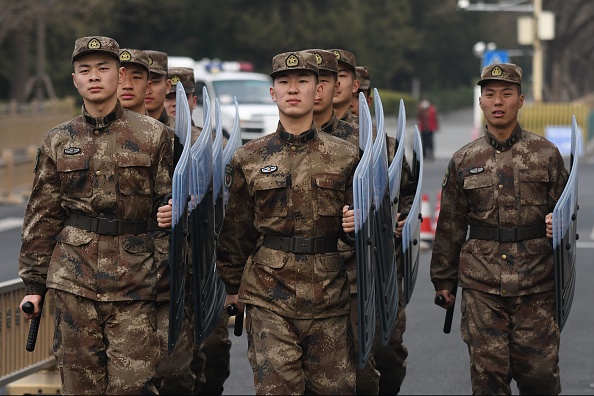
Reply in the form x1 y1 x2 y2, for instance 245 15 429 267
532 0 543 103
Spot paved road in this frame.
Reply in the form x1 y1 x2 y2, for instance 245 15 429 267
2 107 593 394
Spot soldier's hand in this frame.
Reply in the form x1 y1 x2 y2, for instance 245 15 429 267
434 290 455 309
545 213 553 238
342 205 355 233
157 199 173 228
224 294 243 313
395 212 406 239
20 295 43 320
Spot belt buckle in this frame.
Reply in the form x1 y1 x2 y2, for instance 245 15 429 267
293 237 313 254
498 228 516 242
97 218 118 236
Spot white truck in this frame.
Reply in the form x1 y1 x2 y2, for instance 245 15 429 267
168 56 279 143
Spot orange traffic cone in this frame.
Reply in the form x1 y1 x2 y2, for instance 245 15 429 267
420 193 433 248
431 189 442 234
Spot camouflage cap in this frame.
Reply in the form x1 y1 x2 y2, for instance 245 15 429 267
119 49 150 74
143 50 168 75
270 51 319 79
328 49 356 74
304 49 338 74
72 36 120 62
356 66 370 90
477 63 522 86
168 67 195 94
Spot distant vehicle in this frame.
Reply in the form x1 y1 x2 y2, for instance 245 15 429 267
168 56 278 143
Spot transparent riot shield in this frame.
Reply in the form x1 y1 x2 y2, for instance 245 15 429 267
402 126 424 305
552 115 579 330
222 98 242 208
371 89 399 345
213 99 225 235
169 82 192 352
354 93 375 368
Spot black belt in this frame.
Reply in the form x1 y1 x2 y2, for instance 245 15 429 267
469 225 546 242
66 214 149 236
262 235 339 254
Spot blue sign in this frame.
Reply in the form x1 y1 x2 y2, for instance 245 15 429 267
482 50 510 70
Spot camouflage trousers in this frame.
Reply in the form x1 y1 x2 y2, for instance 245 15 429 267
246 304 356 395
196 308 232 395
461 289 561 395
350 283 408 395
52 290 159 395
153 301 196 394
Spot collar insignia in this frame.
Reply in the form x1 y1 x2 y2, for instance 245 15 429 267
261 165 278 174
469 167 484 174
64 147 81 155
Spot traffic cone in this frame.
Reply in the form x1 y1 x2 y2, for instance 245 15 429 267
431 189 442 234
420 193 433 249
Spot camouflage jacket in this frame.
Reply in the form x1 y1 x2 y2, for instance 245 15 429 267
430 124 568 296
216 122 359 319
339 108 359 128
19 101 173 301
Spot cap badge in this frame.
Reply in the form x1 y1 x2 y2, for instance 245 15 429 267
332 50 340 59
148 56 154 66
314 53 323 65
88 38 101 49
119 51 131 62
491 66 502 77
286 54 299 67
171 75 180 85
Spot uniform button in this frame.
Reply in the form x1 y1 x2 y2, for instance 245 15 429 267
99 213 105 218
496 150 501 154
502 289 506 295
94 129 100 136
291 146 296 151
498 184 503 189
97 293 101 299
96 170 101 176
297 269 301 273
502 254 507 259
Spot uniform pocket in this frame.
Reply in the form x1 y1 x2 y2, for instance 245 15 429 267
117 152 152 195
314 173 346 216
463 173 493 211
56 156 92 198
252 246 289 269
519 169 549 206
253 176 287 217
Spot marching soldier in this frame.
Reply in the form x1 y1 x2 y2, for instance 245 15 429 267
328 48 359 126
165 67 198 119
351 66 372 118
144 50 173 124
18 36 172 395
214 50 359 394
117 48 151 114
431 63 568 395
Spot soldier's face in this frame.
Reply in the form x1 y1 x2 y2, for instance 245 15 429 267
72 54 123 105
118 64 149 113
145 73 171 113
164 92 194 118
271 70 321 119
313 71 338 114
333 66 358 107
479 81 524 131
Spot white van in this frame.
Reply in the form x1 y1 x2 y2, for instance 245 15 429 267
168 57 279 143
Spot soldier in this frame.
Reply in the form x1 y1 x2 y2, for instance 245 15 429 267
144 50 172 124
165 67 198 119
214 50 359 394
351 66 372 118
431 63 568 395
117 48 151 113
328 48 359 125
18 36 172 395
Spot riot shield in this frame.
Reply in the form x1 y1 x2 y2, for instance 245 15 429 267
213 99 225 235
354 93 375 368
402 126 424 305
189 87 226 344
552 115 579 331
169 82 193 352
222 98 242 208
371 89 399 345
388 99 407 219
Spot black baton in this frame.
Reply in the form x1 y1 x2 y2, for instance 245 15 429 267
22 296 45 352
434 288 457 334
226 303 244 337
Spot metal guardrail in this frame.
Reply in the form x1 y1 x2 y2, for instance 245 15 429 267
0 279 55 388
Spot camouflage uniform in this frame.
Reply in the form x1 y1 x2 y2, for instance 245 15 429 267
18 36 172 395
216 51 358 395
430 64 568 395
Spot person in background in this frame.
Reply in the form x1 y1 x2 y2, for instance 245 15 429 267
329 48 359 126
351 65 372 118
117 48 151 113
431 63 568 395
417 97 439 160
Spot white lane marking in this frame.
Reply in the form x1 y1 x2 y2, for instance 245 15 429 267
0 218 23 233
578 241 594 249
